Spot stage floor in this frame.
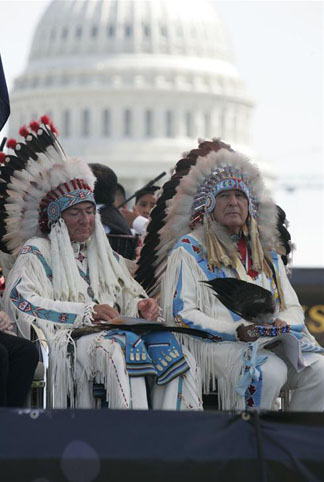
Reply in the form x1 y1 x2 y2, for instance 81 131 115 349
1 408 324 482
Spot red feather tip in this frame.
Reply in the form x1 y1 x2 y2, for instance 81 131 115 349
49 122 58 135
19 125 29 138
6 138 17 149
40 115 51 125
29 120 40 132
0 152 6 164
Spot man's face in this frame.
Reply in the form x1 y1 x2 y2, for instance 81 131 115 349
212 189 249 234
61 201 96 242
135 193 156 218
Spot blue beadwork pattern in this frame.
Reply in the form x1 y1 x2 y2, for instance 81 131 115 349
21 244 94 297
173 235 241 325
20 245 53 281
10 278 76 324
104 328 189 384
15 243 95 323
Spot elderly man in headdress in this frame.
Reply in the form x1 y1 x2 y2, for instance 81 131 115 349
136 139 324 411
0 117 202 410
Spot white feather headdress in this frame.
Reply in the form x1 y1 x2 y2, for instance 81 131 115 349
136 139 290 296
0 117 96 255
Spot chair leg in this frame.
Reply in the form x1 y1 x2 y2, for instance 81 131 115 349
280 389 291 411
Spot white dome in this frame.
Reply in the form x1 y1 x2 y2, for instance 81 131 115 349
8 0 259 192
29 0 233 62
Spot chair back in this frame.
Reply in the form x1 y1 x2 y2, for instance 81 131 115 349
107 234 139 260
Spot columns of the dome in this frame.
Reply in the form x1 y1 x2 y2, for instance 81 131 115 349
132 105 142 139
114 107 123 140
154 106 164 139
224 102 235 143
194 111 204 141
210 104 221 139
236 105 245 145
204 111 211 139
92 105 101 141
173 109 181 139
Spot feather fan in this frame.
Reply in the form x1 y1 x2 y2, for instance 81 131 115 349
202 277 275 323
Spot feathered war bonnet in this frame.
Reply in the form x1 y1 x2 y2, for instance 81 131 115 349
0 117 144 303
0 116 96 255
136 139 290 297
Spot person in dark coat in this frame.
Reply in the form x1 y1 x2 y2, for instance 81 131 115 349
0 310 38 407
89 163 139 259
89 163 132 236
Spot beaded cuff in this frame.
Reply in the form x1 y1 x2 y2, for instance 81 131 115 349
255 325 291 337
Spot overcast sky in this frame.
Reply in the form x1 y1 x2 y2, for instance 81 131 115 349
0 0 323 267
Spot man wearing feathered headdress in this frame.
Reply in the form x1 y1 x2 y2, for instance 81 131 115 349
136 139 324 411
0 117 202 410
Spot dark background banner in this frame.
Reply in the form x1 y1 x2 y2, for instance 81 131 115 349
1 408 324 482
291 268 324 346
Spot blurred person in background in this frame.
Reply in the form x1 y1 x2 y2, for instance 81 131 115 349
114 183 127 210
89 163 131 237
121 186 159 236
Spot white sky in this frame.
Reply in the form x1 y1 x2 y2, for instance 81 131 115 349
0 0 323 267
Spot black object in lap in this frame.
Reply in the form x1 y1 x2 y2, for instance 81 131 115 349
71 322 222 342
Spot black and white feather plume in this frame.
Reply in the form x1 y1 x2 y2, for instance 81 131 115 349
202 278 276 323
276 205 292 266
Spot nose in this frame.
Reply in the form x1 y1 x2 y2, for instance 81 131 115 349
79 211 92 223
228 193 238 205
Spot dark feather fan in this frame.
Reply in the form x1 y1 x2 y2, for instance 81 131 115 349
71 321 222 342
202 278 276 323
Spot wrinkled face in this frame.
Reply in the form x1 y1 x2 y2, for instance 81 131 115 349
213 189 249 234
61 201 96 242
135 193 156 218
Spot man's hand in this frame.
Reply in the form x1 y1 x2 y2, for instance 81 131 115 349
0 311 13 332
120 206 141 228
236 324 259 342
273 318 287 328
138 298 160 321
92 304 120 323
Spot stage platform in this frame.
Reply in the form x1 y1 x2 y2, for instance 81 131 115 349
1 409 324 482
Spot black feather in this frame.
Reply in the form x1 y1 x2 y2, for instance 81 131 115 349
202 278 275 322
276 204 292 265
14 142 38 161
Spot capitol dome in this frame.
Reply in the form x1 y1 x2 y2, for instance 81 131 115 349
29 0 233 61
8 0 255 192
